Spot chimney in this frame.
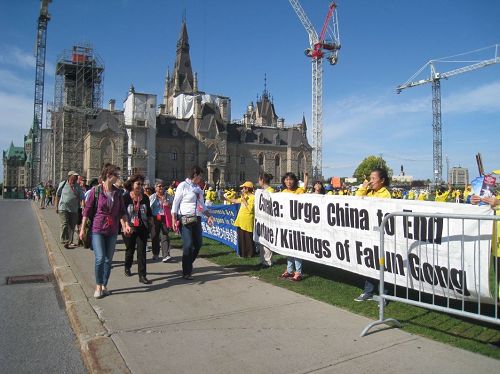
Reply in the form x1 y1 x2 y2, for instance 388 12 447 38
109 99 116 112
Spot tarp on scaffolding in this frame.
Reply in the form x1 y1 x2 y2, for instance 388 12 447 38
173 94 230 120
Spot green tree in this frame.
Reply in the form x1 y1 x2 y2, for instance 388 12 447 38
353 156 392 181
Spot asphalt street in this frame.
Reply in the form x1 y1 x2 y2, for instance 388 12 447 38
0 199 86 373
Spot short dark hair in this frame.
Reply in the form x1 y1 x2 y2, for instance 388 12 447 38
124 174 145 191
190 165 204 179
100 163 120 182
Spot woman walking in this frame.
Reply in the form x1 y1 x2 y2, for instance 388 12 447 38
123 174 155 284
80 164 128 299
171 166 214 280
150 179 173 262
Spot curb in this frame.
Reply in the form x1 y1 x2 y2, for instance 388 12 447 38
32 202 130 374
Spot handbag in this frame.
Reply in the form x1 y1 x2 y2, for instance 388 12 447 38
83 185 101 249
82 219 92 248
181 214 198 226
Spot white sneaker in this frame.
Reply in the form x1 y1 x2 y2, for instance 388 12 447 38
94 290 103 299
162 256 172 263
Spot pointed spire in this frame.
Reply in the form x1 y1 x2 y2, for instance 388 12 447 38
173 20 194 95
163 67 170 108
263 73 269 99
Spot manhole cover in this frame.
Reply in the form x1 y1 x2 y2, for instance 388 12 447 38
6 274 53 285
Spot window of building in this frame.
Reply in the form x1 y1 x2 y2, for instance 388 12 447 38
172 168 178 179
136 120 145 127
258 153 264 166
171 151 177 160
240 156 245 165
239 171 245 182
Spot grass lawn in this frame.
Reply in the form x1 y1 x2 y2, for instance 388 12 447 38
170 235 500 360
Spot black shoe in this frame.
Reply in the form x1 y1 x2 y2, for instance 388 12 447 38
139 276 152 284
124 269 132 277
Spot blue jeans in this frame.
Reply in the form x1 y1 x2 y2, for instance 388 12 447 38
287 257 302 274
92 233 117 286
180 217 203 276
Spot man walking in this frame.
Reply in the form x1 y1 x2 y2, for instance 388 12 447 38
55 171 83 249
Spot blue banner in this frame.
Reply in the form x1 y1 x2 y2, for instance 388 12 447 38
201 204 239 252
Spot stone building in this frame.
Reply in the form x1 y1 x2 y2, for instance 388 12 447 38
3 142 26 188
155 21 312 186
43 21 311 186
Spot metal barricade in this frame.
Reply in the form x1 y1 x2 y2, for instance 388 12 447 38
361 211 500 337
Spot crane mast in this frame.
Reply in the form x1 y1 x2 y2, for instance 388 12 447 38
289 1 340 179
31 0 51 187
397 44 500 186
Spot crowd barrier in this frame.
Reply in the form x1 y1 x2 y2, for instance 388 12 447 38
361 211 500 337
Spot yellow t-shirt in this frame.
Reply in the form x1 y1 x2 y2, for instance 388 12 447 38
355 186 391 199
435 190 450 202
281 187 306 194
233 193 255 232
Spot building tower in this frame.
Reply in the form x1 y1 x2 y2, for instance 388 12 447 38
49 44 104 181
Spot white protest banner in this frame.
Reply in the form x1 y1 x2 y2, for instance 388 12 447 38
253 190 495 302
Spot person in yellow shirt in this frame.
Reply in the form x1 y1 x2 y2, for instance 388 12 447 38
225 181 255 258
355 167 391 302
418 189 427 201
279 172 308 282
408 189 415 200
435 185 451 202
258 172 275 268
205 186 216 206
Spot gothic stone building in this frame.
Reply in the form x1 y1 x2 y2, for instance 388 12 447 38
154 21 312 186
68 21 311 186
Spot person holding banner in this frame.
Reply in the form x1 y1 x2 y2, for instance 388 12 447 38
354 167 391 302
258 172 275 267
279 172 308 282
172 166 214 280
225 181 256 258
471 194 500 300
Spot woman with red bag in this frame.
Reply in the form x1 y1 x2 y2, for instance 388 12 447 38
150 179 173 263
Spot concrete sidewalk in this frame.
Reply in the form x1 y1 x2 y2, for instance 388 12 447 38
34 204 499 374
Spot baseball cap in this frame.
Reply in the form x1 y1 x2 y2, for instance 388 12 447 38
67 170 79 177
240 181 254 189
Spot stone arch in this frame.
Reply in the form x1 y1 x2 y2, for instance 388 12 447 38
274 154 281 180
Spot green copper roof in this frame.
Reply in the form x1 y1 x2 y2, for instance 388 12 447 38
4 142 26 161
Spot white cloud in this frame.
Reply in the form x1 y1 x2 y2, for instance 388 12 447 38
0 45 35 69
0 69 33 95
443 81 500 113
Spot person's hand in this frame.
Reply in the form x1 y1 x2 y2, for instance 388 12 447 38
79 229 85 241
482 196 498 208
470 195 481 205
123 223 132 236
207 216 214 227
362 179 369 189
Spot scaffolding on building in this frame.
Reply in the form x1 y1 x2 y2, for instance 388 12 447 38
50 44 104 181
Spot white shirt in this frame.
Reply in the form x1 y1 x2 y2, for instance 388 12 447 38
171 178 207 216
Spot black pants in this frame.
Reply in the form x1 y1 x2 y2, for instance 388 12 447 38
180 217 203 276
124 227 148 277
152 218 171 258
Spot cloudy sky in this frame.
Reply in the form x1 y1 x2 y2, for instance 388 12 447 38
1 0 499 182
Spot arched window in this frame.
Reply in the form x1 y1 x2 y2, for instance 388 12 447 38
258 153 264 167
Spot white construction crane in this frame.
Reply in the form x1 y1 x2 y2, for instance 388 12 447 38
289 1 340 179
397 44 500 186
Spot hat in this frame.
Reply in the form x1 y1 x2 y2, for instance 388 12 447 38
67 170 79 177
240 181 254 189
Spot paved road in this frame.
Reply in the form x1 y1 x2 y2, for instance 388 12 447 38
0 199 86 373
